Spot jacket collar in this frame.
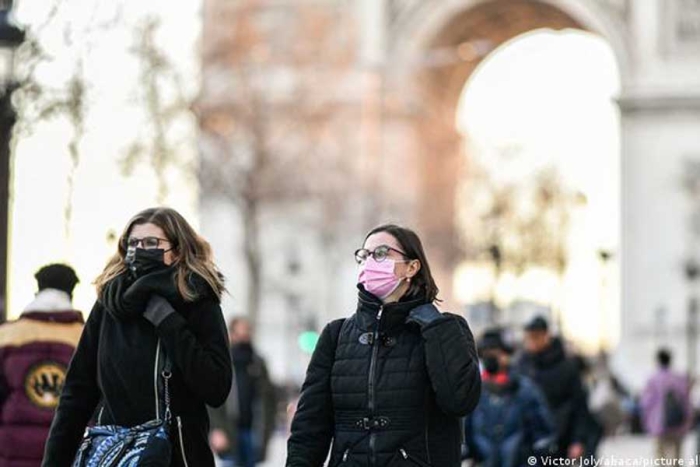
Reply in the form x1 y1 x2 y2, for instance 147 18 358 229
23 289 73 313
21 310 84 324
526 336 566 368
355 284 428 332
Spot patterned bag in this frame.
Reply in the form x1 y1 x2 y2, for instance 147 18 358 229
71 343 173 466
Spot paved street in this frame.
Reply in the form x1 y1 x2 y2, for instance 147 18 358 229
598 434 697 463
254 432 700 466
260 432 286 466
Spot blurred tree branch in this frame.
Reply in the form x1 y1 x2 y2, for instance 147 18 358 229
120 17 193 203
197 0 357 328
13 0 194 226
459 157 579 311
12 0 96 238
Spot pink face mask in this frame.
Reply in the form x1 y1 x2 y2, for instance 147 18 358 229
358 257 406 300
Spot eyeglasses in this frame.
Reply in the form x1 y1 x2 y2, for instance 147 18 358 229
354 245 409 265
125 236 171 250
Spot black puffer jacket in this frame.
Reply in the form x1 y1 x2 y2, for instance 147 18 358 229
287 287 481 467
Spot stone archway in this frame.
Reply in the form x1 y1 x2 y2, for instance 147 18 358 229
196 0 700 390
382 0 631 310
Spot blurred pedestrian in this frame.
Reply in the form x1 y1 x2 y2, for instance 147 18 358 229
0 264 82 467
286 224 481 467
42 207 232 467
209 317 277 467
570 354 604 458
640 348 692 461
516 316 590 461
463 328 555 467
587 352 630 436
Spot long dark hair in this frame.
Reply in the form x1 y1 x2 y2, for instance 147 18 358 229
364 224 440 303
95 207 226 301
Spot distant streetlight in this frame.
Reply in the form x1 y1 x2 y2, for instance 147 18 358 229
487 244 502 324
598 249 612 262
0 1 25 323
686 259 700 282
597 249 614 351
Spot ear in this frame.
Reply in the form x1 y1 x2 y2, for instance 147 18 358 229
406 259 421 279
168 249 180 265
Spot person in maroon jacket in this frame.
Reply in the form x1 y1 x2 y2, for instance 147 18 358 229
0 264 82 467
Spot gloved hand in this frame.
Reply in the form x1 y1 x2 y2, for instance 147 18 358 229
143 295 176 327
405 304 443 328
124 267 180 307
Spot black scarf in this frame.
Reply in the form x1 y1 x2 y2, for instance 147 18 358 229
100 268 210 320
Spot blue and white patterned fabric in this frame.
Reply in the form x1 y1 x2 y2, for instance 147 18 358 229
72 419 171 467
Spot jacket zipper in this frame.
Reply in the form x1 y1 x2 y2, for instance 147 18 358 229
423 386 431 465
367 305 383 466
177 416 190 467
424 423 431 465
399 448 432 467
336 448 349 464
154 340 161 419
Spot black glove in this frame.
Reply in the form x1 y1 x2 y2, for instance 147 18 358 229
143 295 176 327
405 304 443 328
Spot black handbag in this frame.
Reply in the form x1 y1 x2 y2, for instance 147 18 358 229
71 341 173 466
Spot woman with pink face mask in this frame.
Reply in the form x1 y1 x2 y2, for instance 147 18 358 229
287 224 482 467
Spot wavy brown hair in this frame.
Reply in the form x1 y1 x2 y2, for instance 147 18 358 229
95 207 226 301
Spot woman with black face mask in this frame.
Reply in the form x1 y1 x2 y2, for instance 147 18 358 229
43 207 232 467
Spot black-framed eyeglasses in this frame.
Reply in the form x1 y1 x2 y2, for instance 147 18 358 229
355 245 409 265
125 236 171 250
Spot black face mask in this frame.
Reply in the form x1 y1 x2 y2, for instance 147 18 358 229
482 355 501 374
125 248 167 278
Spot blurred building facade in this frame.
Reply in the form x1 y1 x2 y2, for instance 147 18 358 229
197 0 700 390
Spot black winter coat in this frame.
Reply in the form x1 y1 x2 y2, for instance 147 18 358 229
42 271 233 467
287 287 481 467
516 338 588 457
208 344 277 462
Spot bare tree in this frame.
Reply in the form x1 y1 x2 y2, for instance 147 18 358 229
120 17 193 203
197 0 357 329
12 0 125 237
14 1 191 225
